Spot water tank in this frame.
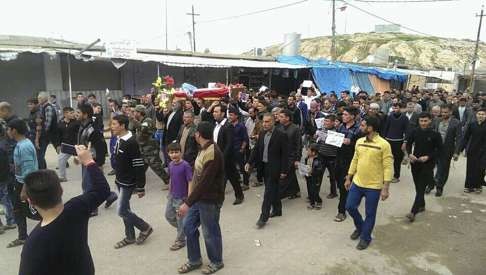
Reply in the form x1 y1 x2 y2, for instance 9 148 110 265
282 33 301 56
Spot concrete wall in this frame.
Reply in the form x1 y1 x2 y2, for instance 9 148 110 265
60 54 121 91
0 53 45 118
120 61 227 95
43 54 63 91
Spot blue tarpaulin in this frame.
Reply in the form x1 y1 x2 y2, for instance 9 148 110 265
312 67 352 93
276 55 408 93
351 72 375 95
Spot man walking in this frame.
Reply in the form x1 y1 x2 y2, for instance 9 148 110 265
277 109 302 199
334 107 361 222
406 112 442 222
460 109 486 193
177 110 198 167
246 113 288 229
111 115 153 249
213 104 244 205
345 116 393 250
37 92 59 169
77 104 117 216
228 108 250 190
383 103 409 183
6 119 39 248
429 104 461 196
177 121 225 274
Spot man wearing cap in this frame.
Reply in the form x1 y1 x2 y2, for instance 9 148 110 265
133 105 170 187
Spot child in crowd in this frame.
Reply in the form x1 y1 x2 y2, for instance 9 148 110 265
57 107 80 182
305 144 324 210
315 114 339 199
165 142 192 251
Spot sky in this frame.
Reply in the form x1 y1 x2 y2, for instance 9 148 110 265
0 0 485 54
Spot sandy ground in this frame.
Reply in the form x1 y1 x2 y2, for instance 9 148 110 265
0 146 485 275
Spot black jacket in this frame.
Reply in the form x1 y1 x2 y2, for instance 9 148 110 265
177 123 198 166
452 107 474 127
249 128 289 177
114 132 146 192
215 120 234 160
163 109 183 145
461 121 486 168
77 121 107 167
406 127 443 167
277 123 302 165
434 117 462 157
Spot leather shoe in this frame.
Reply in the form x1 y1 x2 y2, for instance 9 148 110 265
425 186 433 194
350 230 360 240
104 193 118 209
356 239 370 250
233 197 244 205
256 219 266 229
435 188 443 197
269 212 282 218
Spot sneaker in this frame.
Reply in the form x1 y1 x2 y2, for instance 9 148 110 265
107 170 116 176
435 189 443 197
475 188 483 194
252 182 263 187
391 178 400 183
315 203 322 210
350 230 360 240
464 188 473 193
307 204 315 210
334 213 346 222
233 197 244 205
356 239 370 250
256 219 266 229
59 177 68 183
288 193 301 200
90 209 99 217
425 186 433 194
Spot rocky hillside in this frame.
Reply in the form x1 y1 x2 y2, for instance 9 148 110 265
257 32 486 71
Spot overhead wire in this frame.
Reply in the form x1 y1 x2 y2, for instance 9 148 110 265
198 0 309 24
340 0 436 36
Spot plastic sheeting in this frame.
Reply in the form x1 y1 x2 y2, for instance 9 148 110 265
368 75 391 93
312 67 352 93
351 72 375 95
276 55 408 83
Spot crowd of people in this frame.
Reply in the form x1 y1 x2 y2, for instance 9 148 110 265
0 84 486 274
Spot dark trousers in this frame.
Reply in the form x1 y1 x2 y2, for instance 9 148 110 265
335 161 349 215
434 153 452 190
306 174 324 205
411 163 434 214
388 140 404 179
109 135 117 169
117 186 150 240
345 184 381 242
235 151 249 186
225 158 244 200
10 181 40 240
37 138 49 169
321 156 337 195
465 154 486 189
287 167 300 196
260 164 281 222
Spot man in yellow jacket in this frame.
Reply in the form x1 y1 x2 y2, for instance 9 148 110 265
345 116 393 250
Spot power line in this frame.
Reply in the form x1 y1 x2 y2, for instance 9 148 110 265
198 0 309 24
354 0 456 2
340 0 435 36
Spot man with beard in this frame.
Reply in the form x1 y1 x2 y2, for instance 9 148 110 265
345 115 393 250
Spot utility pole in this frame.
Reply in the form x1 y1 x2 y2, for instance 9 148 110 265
471 5 485 96
331 0 337 61
165 0 168 50
186 5 200 52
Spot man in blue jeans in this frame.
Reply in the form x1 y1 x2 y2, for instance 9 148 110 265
345 116 393 250
177 122 225 274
